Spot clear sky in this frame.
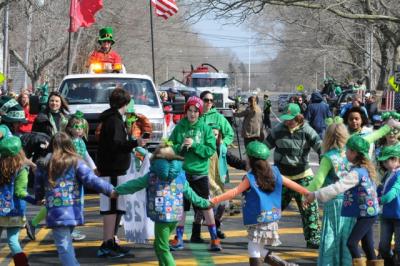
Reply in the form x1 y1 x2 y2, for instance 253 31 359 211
191 17 268 64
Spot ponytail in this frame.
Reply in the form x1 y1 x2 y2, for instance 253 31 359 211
249 156 275 193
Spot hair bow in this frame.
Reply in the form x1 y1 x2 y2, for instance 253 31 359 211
162 138 174 147
74 110 84 119
381 111 400 121
325 116 343 126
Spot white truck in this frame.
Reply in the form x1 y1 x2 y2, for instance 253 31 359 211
184 64 234 109
58 72 167 154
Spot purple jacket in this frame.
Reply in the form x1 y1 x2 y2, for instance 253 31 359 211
35 158 113 227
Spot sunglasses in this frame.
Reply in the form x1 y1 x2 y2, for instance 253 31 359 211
72 124 86 129
203 98 213 103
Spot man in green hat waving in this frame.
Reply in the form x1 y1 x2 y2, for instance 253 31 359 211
88 27 122 66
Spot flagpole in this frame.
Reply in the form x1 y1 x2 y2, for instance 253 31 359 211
67 0 74 75
149 0 156 83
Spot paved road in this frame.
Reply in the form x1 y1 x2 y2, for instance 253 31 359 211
0 102 381 265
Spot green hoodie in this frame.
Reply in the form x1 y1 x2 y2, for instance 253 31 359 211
199 108 234 145
169 118 216 175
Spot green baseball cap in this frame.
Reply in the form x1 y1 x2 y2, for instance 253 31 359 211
0 136 22 157
346 135 370 159
377 145 400 161
280 103 301 121
246 141 270 160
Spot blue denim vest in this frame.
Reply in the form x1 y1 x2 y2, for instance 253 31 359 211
341 167 379 217
381 169 400 219
146 171 185 222
242 166 282 225
0 171 25 217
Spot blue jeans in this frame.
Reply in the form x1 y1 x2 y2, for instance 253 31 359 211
0 227 22 255
379 218 400 259
347 216 377 259
52 226 80 266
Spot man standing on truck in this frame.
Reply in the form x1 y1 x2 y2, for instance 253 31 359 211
88 27 122 66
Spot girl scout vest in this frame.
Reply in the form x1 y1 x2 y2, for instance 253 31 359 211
146 171 185 223
381 169 400 219
243 166 282 225
323 149 350 199
341 167 379 217
0 170 26 217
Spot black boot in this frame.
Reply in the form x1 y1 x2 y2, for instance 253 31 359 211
264 251 299 266
215 219 226 239
190 223 204 243
249 257 262 266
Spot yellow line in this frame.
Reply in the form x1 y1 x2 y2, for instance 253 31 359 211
84 206 100 212
112 251 316 265
84 195 100 200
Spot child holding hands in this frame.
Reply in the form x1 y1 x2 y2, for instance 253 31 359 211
377 145 400 265
113 142 211 266
211 141 308 266
306 135 381 265
34 132 115 266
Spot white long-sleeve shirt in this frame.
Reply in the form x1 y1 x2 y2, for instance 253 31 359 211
314 170 359 202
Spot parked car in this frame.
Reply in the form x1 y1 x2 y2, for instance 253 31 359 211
278 94 291 112
332 89 356 115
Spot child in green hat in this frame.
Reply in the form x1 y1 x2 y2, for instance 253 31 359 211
377 145 400 265
211 141 308 266
306 134 381 265
0 136 36 265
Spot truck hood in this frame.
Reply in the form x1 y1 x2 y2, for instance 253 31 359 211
68 104 164 119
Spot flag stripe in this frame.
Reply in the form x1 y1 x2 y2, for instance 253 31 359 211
151 0 178 19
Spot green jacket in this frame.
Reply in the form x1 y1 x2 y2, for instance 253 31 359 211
265 122 321 176
115 173 210 209
169 118 216 175
199 108 234 145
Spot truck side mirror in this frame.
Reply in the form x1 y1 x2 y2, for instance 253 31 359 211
29 95 41 114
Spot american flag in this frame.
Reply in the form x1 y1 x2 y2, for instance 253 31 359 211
381 89 400 111
356 90 366 103
151 0 178 19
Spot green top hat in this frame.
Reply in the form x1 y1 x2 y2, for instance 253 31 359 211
346 135 370 159
280 103 301 121
246 141 270 160
0 136 22 157
0 96 27 123
377 144 400 161
98 27 115 45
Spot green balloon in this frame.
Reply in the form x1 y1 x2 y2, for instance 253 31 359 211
0 73 5 84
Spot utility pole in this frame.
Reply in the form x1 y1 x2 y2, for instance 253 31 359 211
323 54 326 80
248 37 251 92
24 2 33 89
369 25 373 90
2 1 9 93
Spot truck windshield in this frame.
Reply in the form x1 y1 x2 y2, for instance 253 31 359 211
192 78 226 87
59 77 159 106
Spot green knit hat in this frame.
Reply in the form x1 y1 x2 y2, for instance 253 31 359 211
346 135 370 159
377 145 400 161
98 27 115 45
0 96 27 123
280 103 301 121
0 136 22 157
246 141 270 160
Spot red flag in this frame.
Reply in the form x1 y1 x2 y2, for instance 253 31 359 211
151 0 178 20
69 0 103 32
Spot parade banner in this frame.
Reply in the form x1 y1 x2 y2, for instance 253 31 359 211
121 153 154 243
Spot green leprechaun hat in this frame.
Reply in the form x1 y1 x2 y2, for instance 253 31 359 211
98 27 115 45
377 144 400 161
